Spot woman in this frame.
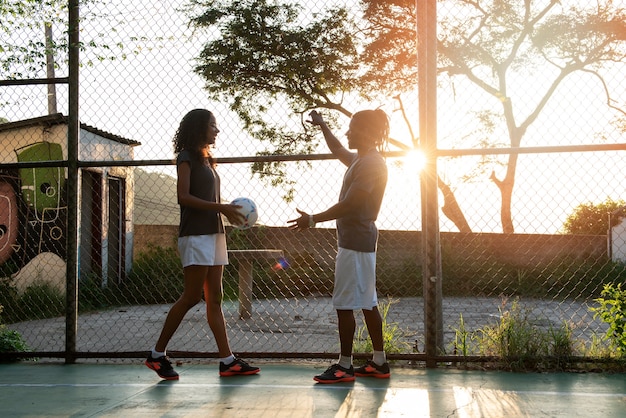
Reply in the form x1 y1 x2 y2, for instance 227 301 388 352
145 109 260 380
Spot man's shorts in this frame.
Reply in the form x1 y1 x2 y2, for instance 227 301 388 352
332 247 378 310
178 233 228 267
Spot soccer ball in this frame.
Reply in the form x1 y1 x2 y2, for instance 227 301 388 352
230 197 258 230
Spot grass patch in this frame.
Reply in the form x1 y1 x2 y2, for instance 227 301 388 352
451 298 577 371
353 298 411 355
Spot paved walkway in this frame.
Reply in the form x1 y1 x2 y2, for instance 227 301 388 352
1 362 625 417
9 297 605 355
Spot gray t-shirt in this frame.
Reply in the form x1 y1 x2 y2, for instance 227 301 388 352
177 149 224 237
336 150 388 252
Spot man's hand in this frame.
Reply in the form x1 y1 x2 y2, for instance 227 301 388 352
307 110 324 127
287 208 311 231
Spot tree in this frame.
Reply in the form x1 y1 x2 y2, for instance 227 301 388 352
185 0 469 230
364 0 626 233
186 0 626 232
187 0 371 202
562 198 626 235
1 0 172 92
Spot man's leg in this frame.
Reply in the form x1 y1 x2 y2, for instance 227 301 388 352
363 306 384 352
337 309 356 359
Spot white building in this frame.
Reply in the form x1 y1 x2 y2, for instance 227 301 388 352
0 113 140 291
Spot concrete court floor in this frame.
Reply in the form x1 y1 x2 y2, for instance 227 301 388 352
0 361 625 417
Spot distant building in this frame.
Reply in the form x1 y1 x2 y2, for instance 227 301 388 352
0 113 140 291
609 206 626 264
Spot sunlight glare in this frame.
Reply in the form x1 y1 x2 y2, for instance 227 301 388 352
404 149 427 174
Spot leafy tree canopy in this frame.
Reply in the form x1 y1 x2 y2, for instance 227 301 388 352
0 0 154 80
185 0 626 226
563 198 626 235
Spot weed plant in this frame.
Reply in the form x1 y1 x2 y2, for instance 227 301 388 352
353 298 411 355
452 298 576 370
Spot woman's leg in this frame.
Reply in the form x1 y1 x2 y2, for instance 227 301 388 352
203 265 232 358
154 265 207 352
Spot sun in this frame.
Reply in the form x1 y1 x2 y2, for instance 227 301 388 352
403 149 427 173
386 149 426 192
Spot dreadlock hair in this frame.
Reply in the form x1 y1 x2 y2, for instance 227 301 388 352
173 108 216 168
351 109 390 152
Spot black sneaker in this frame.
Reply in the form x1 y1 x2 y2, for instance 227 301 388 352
145 354 179 380
219 358 260 377
354 360 390 379
313 364 355 384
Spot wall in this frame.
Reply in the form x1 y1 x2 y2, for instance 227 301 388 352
133 224 608 269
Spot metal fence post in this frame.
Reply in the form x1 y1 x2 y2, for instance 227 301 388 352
65 0 80 364
418 0 444 367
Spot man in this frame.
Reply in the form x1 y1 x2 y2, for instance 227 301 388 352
288 109 390 383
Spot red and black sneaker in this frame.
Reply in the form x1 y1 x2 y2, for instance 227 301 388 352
354 360 390 379
313 364 355 384
219 358 260 377
145 354 179 380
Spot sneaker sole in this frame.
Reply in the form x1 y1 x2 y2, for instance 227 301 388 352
313 376 356 384
145 360 180 380
354 372 390 379
219 369 260 377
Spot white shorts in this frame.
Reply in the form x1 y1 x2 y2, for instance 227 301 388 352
178 234 228 267
332 247 378 310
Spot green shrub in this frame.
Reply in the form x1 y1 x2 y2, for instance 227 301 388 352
0 304 31 360
0 282 64 323
0 326 30 355
123 244 184 305
78 274 124 312
0 281 19 323
590 282 626 357
18 283 65 320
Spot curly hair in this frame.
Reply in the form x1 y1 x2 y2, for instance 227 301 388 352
173 109 216 167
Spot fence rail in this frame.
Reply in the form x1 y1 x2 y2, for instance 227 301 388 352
1 0 625 369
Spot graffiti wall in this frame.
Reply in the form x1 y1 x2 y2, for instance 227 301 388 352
0 142 67 291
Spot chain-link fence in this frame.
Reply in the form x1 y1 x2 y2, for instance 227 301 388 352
1 0 625 367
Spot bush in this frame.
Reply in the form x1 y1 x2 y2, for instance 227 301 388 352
0 281 64 324
123 244 184 305
19 283 65 320
590 282 626 357
0 304 31 360
0 326 30 355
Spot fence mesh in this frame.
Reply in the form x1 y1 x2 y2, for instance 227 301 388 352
1 0 625 365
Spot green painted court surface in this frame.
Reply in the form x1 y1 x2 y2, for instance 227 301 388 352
0 362 625 417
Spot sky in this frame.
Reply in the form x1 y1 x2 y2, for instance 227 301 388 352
1 0 625 234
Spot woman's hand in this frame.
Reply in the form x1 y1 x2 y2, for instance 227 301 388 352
221 203 245 226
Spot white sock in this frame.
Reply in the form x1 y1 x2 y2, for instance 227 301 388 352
338 355 352 369
220 354 236 365
372 351 386 366
151 348 166 358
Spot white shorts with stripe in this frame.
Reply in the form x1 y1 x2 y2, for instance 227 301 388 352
332 247 378 310
178 233 228 267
